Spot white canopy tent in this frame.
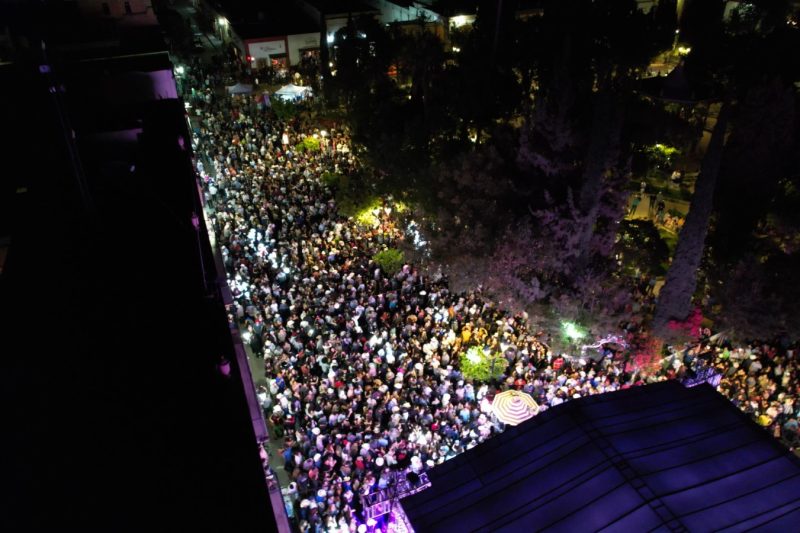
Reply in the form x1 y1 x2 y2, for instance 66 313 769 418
274 84 312 102
226 82 253 95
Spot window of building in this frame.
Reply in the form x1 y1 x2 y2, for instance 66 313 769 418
102 2 110 15
124 1 132 14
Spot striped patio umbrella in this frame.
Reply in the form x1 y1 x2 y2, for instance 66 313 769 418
492 390 539 426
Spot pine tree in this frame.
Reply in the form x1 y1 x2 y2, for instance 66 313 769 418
653 102 730 332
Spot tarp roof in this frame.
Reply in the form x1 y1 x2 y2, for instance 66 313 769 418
226 82 253 94
274 84 312 100
402 381 800 532
275 83 311 95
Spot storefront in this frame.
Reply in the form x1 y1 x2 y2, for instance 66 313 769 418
287 33 320 66
299 48 320 60
245 37 289 69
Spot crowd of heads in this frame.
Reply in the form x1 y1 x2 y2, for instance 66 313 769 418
185 61 799 533
665 337 799 448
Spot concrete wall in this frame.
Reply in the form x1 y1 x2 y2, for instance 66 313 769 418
246 36 288 62
370 0 440 25
287 32 320 65
325 15 351 44
245 33 321 67
77 0 158 25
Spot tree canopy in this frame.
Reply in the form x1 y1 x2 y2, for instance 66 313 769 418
323 0 800 342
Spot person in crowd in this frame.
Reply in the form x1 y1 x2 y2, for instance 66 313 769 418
629 194 641 216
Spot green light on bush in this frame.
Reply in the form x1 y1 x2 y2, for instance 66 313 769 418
295 136 321 153
354 199 382 227
393 201 409 213
460 346 508 382
372 248 404 274
562 321 586 340
466 346 482 363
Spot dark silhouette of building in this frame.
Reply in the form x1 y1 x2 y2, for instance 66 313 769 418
1 3 278 530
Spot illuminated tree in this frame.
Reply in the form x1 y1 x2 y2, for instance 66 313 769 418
459 346 509 382
295 136 321 153
372 248 405 275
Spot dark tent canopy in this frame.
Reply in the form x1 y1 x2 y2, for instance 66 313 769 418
401 381 800 532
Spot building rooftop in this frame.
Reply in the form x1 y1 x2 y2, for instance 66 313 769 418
303 0 380 17
402 381 800 532
1 52 276 531
218 1 320 40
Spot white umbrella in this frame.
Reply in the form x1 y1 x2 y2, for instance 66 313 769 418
492 390 539 426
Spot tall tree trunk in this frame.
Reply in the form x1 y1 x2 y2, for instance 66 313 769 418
319 16 334 104
492 0 504 66
575 89 624 263
653 102 731 333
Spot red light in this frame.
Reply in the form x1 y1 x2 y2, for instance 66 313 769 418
246 56 252 62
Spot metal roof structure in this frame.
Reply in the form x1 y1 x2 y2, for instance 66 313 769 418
2 52 277 532
402 381 800 532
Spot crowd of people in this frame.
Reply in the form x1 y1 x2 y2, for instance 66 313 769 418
670 337 799 448
183 59 798 533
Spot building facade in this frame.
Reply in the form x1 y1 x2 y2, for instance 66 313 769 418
77 0 158 26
